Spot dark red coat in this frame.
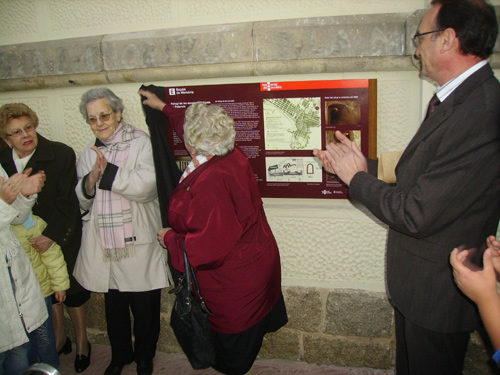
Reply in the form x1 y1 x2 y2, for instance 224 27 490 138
162 105 282 334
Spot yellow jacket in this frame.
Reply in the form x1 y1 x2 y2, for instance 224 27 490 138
12 214 69 298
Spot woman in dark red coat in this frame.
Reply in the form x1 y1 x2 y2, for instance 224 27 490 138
140 89 287 375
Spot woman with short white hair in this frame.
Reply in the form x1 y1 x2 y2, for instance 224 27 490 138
140 89 287 375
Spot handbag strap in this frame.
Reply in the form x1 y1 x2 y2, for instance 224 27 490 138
183 250 193 294
183 242 213 316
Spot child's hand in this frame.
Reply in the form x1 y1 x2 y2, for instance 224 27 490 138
54 290 66 304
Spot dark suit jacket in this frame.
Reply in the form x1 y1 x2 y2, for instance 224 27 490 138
0 134 83 294
349 64 500 333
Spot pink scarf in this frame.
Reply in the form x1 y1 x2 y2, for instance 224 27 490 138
96 122 147 261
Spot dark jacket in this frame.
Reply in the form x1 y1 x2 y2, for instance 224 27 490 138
0 133 83 294
349 64 500 332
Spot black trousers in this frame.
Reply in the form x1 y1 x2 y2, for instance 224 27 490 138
104 289 161 365
395 308 470 375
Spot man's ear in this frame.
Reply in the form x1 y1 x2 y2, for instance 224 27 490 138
440 28 458 53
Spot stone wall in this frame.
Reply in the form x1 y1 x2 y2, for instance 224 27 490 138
69 287 500 374
1 9 499 92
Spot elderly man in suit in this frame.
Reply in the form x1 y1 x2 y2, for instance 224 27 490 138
314 0 500 374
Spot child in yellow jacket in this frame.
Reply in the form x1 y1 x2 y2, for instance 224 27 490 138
12 213 69 369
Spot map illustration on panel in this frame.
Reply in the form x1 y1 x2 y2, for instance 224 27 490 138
263 97 321 150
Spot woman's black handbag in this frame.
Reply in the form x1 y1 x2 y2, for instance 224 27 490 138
168 246 216 369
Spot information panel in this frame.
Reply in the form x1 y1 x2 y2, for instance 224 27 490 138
163 79 377 199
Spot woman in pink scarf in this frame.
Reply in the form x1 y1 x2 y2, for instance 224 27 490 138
73 88 172 375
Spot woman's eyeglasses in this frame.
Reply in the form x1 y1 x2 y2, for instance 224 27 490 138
87 112 113 126
7 124 35 137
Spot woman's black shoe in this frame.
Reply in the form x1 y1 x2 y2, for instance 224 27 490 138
74 342 91 373
58 337 72 355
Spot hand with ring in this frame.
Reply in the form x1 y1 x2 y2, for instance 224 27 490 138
0 173 26 204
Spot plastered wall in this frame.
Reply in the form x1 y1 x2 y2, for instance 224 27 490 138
0 1 431 45
1 0 499 294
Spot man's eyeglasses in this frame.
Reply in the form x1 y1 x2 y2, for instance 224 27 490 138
412 29 445 48
87 112 113 126
6 124 35 137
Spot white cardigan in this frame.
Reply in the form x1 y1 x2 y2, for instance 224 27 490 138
0 167 47 353
73 134 172 293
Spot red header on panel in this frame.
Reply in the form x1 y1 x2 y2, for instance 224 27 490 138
260 80 369 91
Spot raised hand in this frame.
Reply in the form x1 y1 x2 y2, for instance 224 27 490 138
486 235 500 277
0 173 25 204
325 131 367 185
313 131 367 185
312 148 336 175
86 146 107 194
138 89 167 111
21 168 46 196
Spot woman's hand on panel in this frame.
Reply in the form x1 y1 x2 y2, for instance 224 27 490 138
138 89 167 111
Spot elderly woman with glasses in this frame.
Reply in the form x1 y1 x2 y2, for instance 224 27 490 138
73 88 171 375
0 103 91 373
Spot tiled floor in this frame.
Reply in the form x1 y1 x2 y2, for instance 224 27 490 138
59 344 394 375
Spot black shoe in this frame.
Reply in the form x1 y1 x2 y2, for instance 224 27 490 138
104 363 125 375
75 342 91 373
58 337 72 355
104 359 133 375
136 360 153 375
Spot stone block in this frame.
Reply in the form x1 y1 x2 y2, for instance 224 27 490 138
87 330 110 347
84 292 108 332
101 23 253 71
405 9 426 55
283 287 322 332
0 36 103 80
157 313 183 354
160 287 176 315
253 13 407 61
325 289 392 338
259 328 302 362
303 334 392 369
